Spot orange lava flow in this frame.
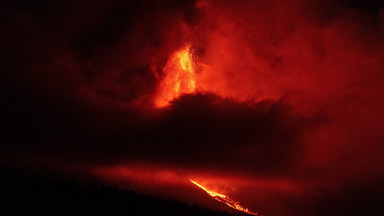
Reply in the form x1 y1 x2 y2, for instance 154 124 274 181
155 45 196 108
190 179 259 216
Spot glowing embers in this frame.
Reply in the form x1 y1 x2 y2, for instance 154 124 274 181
190 179 259 216
155 45 196 108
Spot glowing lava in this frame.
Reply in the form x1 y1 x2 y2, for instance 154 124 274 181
155 45 196 108
190 179 259 216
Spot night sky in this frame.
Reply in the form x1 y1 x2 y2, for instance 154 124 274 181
1 0 384 215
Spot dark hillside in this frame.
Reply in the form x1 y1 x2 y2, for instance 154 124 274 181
0 170 239 216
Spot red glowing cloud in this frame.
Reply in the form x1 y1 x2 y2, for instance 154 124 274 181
1 0 384 215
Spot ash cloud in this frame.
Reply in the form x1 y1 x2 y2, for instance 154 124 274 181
192 0 384 180
1 0 384 215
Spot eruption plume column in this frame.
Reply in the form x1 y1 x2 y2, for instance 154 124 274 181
155 45 196 107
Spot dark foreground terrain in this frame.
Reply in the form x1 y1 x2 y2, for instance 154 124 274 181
0 170 238 216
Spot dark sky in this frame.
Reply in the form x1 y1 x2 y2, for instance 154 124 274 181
1 0 384 215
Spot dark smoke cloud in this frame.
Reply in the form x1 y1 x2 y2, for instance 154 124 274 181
191 0 384 180
1 0 384 215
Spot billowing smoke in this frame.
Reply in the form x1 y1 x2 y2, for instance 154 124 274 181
1 0 384 215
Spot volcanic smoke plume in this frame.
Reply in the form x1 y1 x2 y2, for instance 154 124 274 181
1 0 384 215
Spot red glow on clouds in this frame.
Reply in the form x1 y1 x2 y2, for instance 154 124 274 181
93 165 186 185
2 0 384 215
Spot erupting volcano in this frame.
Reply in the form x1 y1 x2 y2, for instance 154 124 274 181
2 0 384 215
190 180 259 216
155 45 196 107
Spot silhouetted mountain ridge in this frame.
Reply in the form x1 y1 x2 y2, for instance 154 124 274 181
1 170 241 216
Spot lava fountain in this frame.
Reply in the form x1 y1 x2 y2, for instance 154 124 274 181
155 45 196 108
